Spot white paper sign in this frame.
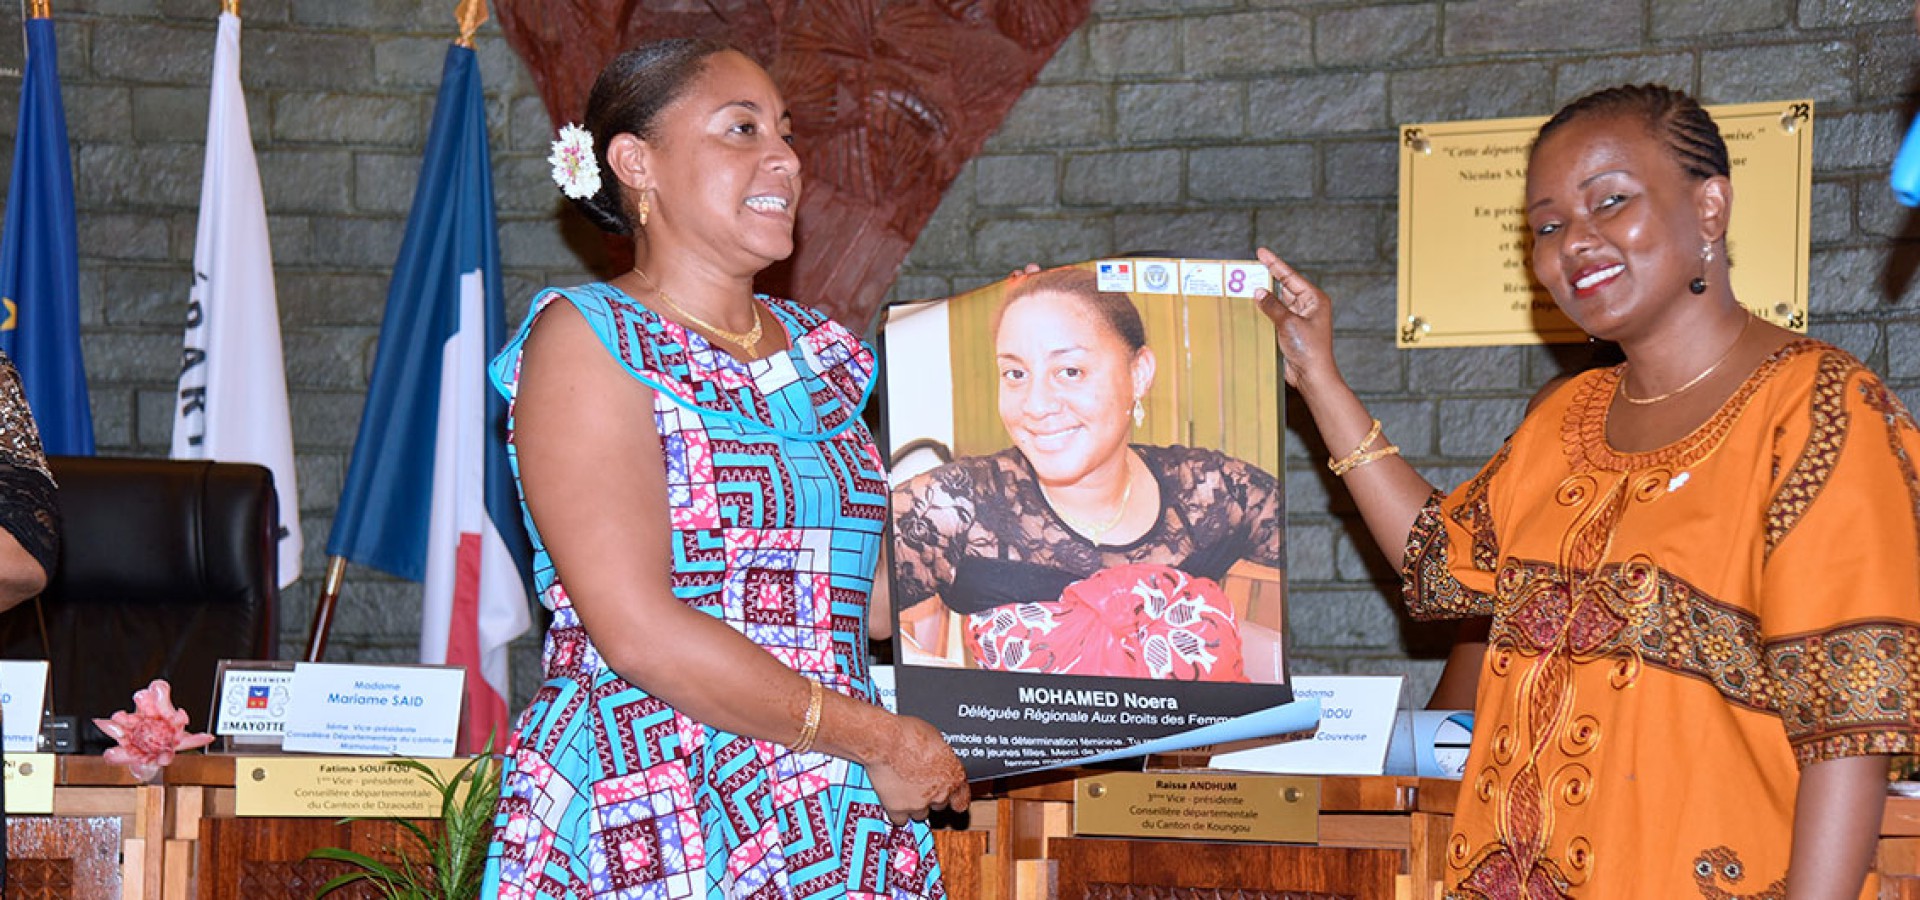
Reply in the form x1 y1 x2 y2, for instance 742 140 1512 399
1135 259 1179 293
1208 675 1403 775
1094 259 1136 293
1179 261 1224 296
870 665 897 714
1223 262 1273 299
215 667 295 737
281 663 464 758
0 660 48 752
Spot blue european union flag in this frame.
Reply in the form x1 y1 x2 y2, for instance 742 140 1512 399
0 16 93 455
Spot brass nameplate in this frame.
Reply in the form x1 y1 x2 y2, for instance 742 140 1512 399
3 753 54 814
1398 99 1813 347
1074 772 1318 843
235 756 470 818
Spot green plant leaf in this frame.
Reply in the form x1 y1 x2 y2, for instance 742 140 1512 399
303 750 504 900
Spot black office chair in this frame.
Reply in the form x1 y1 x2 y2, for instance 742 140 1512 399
0 456 280 752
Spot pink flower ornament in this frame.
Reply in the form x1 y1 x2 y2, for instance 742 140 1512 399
93 679 214 782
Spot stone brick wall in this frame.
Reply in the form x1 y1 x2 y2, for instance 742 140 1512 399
4 0 1917 709
892 0 1920 703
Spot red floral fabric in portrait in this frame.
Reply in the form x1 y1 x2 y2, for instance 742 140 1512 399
965 562 1248 682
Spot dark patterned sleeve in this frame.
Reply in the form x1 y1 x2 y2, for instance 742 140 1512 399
887 463 977 605
1401 490 1497 622
0 356 57 580
1399 438 1510 621
1760 357 1920 767
1225 454 1283 567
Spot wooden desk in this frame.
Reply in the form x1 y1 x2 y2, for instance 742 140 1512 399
35 760 1920 899
1877 795 1920 897
159 755 1007 900
990 773 1457 900
6 756 165 900
162 755 453 900
1004 773 1920 900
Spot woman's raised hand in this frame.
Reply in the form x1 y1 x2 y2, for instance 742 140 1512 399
1254 247 1338 391
863 714 970 825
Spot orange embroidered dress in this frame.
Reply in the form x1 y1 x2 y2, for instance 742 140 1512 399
1405 341 1920 899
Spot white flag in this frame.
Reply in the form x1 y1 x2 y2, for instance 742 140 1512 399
172 11 302 588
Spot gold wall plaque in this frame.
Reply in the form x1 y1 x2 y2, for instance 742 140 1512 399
3 752 54 814
234 756 471 818
1073 771 1318 843
1397 100 1813 347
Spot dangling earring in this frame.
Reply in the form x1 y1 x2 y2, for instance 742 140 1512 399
637 192 650 228
1131 398 1145 428
1688 241 1712 295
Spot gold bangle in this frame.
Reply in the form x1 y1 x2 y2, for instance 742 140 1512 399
1331 443 1401 476
789 680 823 754
1328 418 1396 476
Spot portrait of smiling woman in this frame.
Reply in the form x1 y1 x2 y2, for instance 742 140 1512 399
886 266 1286 685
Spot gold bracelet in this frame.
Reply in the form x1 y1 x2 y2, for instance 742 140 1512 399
1328 418 1382 473
1327 418 1400 476
1332 443 1401 476
789 680 823 754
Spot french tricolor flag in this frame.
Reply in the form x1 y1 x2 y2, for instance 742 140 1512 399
326 38 531 754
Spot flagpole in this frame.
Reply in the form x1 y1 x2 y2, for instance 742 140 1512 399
455 0 486 49
220 0 239 15
304 556 347 661
303 2 492 666
27 0 48 19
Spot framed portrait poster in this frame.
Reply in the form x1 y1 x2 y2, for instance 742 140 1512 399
879 258 1293 778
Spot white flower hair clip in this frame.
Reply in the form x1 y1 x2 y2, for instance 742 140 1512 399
548 123 601 200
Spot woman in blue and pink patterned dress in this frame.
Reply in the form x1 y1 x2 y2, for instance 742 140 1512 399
481 39 968 899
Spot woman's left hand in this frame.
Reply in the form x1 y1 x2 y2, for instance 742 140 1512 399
1253 247 1337 392
860 714 970 825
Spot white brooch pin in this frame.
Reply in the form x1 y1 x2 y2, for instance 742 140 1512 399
548 123 601 200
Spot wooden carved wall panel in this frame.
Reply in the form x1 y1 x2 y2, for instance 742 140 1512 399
235 860 371 900
4 816 121 900
4 861 76 900
1051 837 1401 900
493 0 1092 329
1083 886 1357 900
197 817 441 900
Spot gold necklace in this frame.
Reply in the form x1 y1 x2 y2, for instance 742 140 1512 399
633 267 763 353
1041 460 1135 541
1617 315 1752 406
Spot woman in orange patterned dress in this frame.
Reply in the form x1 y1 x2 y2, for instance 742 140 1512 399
1258 84 1920 899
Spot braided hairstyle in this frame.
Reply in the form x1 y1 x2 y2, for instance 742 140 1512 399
1532 83 1730 182
572 38 730 235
